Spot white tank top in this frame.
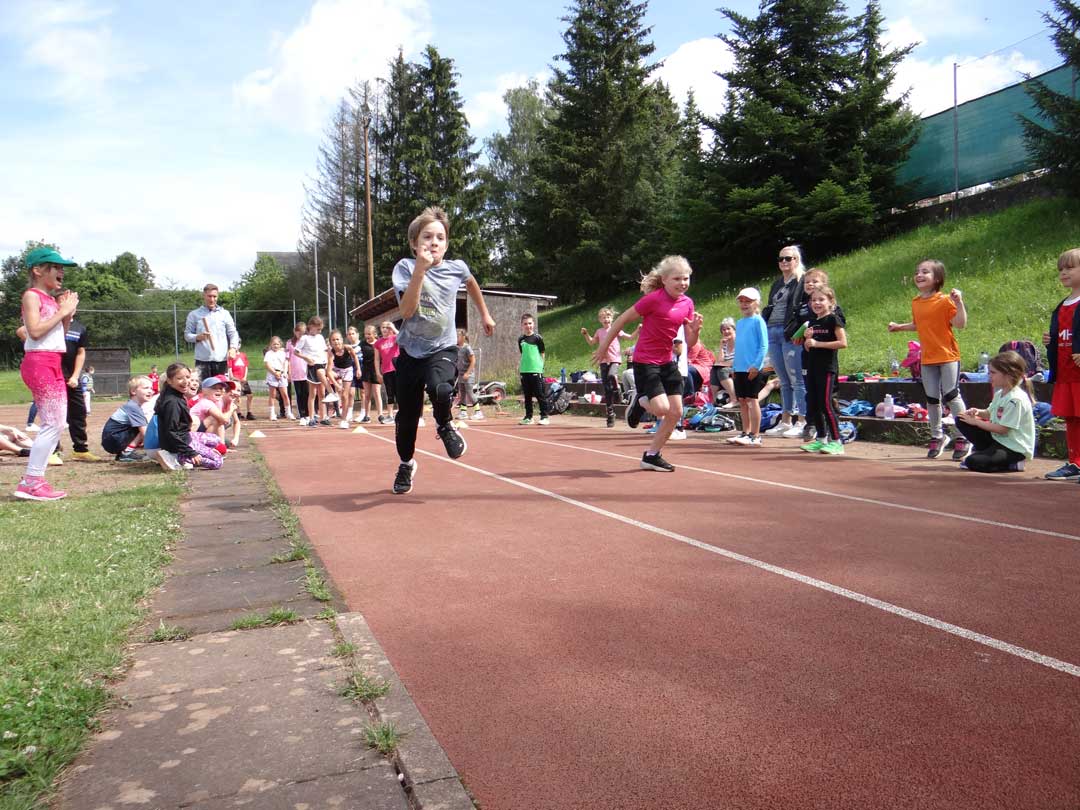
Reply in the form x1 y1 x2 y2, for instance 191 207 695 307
23 289 66 352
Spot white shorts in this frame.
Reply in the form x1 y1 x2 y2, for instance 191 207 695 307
266 375 288 388
335 366 355 383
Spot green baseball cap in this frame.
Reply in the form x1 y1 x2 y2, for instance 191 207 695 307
25 247 77 269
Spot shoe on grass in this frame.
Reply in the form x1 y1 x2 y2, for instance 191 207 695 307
71 450 103 462
926 435 951 459
820 440 844 455
392 459 417 494
47 452 63 466
155 449 181 471
14 478 66 501
641 452 675 472
801 439 825 453
1044 462 1080 481
437 423 467 459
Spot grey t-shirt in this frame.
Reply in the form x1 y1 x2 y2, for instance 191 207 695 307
455 343 475 376
109 399 148 428
393 258 472 358
767 283 790 327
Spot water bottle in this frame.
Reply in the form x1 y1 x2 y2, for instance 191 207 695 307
883 393 895 420
888 347 900 377
560 367 566 383
978 351 990 374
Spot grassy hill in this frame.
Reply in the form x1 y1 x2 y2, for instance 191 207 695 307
536 196 1080 379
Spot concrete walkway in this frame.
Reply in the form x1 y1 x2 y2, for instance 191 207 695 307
54 450 473 810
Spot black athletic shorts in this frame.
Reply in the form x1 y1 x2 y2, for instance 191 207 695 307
733 371 766 399
632 361 683 400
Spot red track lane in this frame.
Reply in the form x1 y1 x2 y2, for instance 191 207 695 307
259 423 1080 810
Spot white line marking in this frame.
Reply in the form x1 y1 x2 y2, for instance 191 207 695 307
466 428 1080 543
363 431 1080 678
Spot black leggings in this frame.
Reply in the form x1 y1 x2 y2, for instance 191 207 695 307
520 373 549 419
804 368 840 441
395 347 458 462
955 419 1026 472
293 380 309 419
600 363 620 415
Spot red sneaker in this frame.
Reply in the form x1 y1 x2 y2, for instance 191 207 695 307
14 478 67 501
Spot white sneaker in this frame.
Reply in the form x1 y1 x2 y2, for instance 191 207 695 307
782 423 805 438
286 411 296 420
670 428 687 440
27 424 40 433
538 417 550 426
270 413 278 421
764 422 791 436
299 417 309 426
323 391 339 404
155 449 181 471
748 435 764 446
726 432 748 444
339 420 350 429
732 433 753 446
471 409 485 420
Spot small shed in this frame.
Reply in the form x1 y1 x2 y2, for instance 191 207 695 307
350 286 556 379
85 347 132 397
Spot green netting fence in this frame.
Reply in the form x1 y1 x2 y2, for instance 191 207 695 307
897 64 1077 203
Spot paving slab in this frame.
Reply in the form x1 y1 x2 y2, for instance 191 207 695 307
147 561 309 619
180 522 288 547
183 509 279 531
167 537 295 576
142 600 332 638
56 661 387 809
120 623 339 700
188 769 410 809
181 495 273 514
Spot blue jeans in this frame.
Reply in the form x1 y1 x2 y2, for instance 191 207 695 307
767 324 805 418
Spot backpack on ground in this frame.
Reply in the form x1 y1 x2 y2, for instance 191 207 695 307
543 380 572 414
760 403 784 430
838 421 857 444
998 340 1044 378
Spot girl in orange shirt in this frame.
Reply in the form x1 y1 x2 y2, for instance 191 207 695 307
888 259 970 460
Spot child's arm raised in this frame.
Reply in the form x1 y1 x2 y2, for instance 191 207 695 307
464 276 496 336
581 327 597 345
684 312 704 348
592 305 640 364
949 289 967 329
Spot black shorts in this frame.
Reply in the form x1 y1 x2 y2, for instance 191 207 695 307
360 362 378 384
237 380 252 396
383 370 396 404
733 371 766 399
710 366 732 386
632 361 683 400
306 363 326 384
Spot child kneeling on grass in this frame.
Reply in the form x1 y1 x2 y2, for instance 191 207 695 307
101 375 154 461
153 363 224 471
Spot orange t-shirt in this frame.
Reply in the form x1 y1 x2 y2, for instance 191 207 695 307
911 293 959 365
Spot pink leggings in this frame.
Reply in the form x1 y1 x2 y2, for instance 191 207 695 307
21 352 67 478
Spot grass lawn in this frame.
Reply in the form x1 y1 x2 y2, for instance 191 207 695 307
0 352 195 407
538 196 1080 376
0 422 184 808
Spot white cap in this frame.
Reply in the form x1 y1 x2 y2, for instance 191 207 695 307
737 287 760 302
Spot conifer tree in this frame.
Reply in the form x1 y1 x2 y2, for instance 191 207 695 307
1021 0 1080 193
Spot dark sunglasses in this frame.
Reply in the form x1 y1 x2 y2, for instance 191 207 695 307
778 256 796 262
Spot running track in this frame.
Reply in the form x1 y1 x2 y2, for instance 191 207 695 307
259 418 1080 810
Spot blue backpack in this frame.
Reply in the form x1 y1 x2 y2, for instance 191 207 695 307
761 403 784 430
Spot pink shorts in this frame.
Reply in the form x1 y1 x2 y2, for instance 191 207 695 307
1051 380 1080 419
21 351 67 426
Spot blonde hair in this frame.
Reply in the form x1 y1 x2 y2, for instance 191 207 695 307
380 321 398 335
128 375 151 394
1058 248 1080 270
780 245 806 278
408 206 451 253
598 307 615 320
640 255 692 294
267 335 282 350
804 267 828 283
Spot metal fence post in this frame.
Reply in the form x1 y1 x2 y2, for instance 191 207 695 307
173 303 179 359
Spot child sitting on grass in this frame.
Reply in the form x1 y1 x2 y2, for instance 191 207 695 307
153 363 224 471
101 375 154 462
0 425 34 457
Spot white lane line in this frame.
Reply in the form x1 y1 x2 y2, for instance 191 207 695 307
365 432 1080 678
464 428 1080 543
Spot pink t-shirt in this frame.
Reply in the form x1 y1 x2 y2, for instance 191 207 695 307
375 335 399 373
286 338 307 381
595 326 630 364
632 288 695 365
190 396 219 426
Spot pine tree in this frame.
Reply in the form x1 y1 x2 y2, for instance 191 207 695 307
524 0 680 298
1021 0 1080 193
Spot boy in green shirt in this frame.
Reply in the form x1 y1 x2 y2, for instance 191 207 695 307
518 313 550 425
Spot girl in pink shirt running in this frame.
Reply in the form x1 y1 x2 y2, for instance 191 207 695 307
593 255 703 472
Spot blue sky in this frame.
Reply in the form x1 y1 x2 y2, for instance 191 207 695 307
0 0 1059 290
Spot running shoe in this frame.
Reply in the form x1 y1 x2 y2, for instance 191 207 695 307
801 424 817 442
392 459 417 494
519 417 533 425
437 423 467 459
378 414 394 425
606 413 616 428
732 433 754 446
538 417 550 426
71 450 103 462
670 428 687 441
927 435 951 459
26 424 40 433
320 419 332 426
747 435 763 447
457 410 468 422
726 432 749 444
1044 462 1080 481
338 420 350 429
47 452 63 466
360 416 372 424
801 439 825 453
323 391 339 404
951 438 972 462
472 409 485 421
640 452 675 472
155 449 181 470
299 417 309 426
116 450 146 462
14 478 66 501
782 423 805 438
625 392 646 429
820 440 845 455
764 422 791 436
245 412 256 421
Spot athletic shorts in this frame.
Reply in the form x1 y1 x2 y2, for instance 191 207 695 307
360 362 378 384
733 371 766 399
710 365 732 386
1051 380 1080 418
266 374 288 388
335 365 355 383
632 361 683 400
306 363 326 384
238 380 252 396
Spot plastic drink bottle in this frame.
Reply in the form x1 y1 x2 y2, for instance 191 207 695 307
883 393 895 419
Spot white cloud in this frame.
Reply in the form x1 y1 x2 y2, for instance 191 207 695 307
883 0 986 39
234 0 432 133
464 71 549 138
891 45 1046 116
653 37 731 118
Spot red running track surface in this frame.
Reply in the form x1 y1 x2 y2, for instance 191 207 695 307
259 420 1080 810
